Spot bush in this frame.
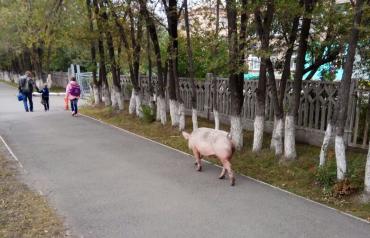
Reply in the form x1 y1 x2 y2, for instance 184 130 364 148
315 160 337 188
333 179 358 197
315 157 363 197
125 83 133 96
140 105 155 123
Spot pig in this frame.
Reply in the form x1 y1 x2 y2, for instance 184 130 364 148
182 127 236 186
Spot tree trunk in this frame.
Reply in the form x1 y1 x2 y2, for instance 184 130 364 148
212 75 220 130
227 0 244 150
266 58 283 156
147 28 155 112
129 5 143 117
110 4 135 111
101 1 122 110
184 0 197 131
253 58 267 152
365 142 370 195
140 0 166 124
93 0 111 106
320 122 333 166
252 1 274 153
335 0 364 181
164 0 180 127
88 7 101 106
269 15 299 155
284 0 314 160
212 0 220 130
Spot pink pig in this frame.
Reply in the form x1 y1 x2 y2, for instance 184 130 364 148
182 127 236 186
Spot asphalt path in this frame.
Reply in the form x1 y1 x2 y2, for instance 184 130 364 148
0 82 369 238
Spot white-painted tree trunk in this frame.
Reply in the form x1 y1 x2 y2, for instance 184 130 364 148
274 118 284 156
129 90 136 115
319 123 333 166
335 135 347 181
178 102 185 131
157 96 167 125
230 115 243 150
111 87 118 109
135 94 142 118
93 85 102 105
112 87 124 110
214 110 220 130
192 109 198 131
103 85 112 107
252 115 264 152
364 142 370 194
149 96 155 111
169 99 179 126
270 117 277 150
284 115 297 160
155 94 161 122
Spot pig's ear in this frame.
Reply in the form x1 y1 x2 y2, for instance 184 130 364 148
182 131 190 140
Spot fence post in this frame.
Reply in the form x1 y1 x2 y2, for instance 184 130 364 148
344 79 357 146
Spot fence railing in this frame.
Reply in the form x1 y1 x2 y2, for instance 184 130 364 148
1 70 368 150
130 75 368 150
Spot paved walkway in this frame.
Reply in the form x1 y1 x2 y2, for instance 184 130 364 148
0 82 369 238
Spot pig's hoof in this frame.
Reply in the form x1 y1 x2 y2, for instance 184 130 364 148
197 166 202 172
218 174 225 179
230 178 235 186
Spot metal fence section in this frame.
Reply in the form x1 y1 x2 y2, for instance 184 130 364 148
126 75 368 150
77 72 93 97
1 70 368 150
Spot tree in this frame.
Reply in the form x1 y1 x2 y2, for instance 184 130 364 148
109 1 143 116
267 0 301 156
252 0 275 153
0 0 66 81
184 0 198 131
162 0 183 128
284 0 315 160
226 0 246 150
212 0 221 130
335 0 365 180
86 0 101 104
101 0 123 110
93 0 112 106
139 0 167 124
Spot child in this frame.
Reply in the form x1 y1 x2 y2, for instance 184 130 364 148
65 76 81 116
39 84 50 111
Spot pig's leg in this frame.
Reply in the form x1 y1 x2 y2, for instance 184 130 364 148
219 167 226 179
224 160 235 186
218 159 227 179
192 149 202 172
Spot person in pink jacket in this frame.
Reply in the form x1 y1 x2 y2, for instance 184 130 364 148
65 76 81 116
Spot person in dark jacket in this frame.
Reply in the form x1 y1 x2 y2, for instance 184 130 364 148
39 84 50 111
18 71 38 112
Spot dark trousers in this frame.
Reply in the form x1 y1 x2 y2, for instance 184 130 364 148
43 97 49 111
70 98 78 114
22 92 33 112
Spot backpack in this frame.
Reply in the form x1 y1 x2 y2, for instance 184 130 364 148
69 83 81 97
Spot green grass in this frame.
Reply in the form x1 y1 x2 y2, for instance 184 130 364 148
49 86 66 93
0 154 66 237
0 79 18 88
80 104 370 221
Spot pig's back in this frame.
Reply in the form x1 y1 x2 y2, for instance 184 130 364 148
189 128 232 157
